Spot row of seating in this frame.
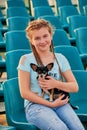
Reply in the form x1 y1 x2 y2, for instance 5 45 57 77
0 0 87 129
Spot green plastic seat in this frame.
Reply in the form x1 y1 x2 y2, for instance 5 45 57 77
3 77 39 130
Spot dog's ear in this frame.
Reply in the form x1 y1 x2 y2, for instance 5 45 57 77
46 63 54 71
30 63 38 71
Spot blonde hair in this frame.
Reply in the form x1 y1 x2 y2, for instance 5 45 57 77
26 19 54 65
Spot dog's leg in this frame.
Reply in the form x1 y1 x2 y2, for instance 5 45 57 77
49 89 54 101
41 89 44 98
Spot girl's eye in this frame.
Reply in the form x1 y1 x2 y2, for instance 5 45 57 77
35 37 40 40
43 34 48 38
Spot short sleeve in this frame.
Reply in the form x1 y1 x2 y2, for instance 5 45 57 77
56 53 71 72
17 55 30 72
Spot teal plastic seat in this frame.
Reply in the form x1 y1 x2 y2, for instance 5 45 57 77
0 125 16 130
0 31 6 52
0 21 8 34
74 27 87 66
3 77 39 130
7 16 30 31
58 5 79 32
34 6 54 19
0 55 6 76
67 15 87 43
6 0 26 8
71 70 87 122
78 0 87 15
0 8 6 23
53 29 71 46
56 0 73 14
75 27 87 54
6 49 31 79
39 15 62 29
6 7 34 20
5 30 31 52
54 46 85 70
56 0 72 7
31 0 49 8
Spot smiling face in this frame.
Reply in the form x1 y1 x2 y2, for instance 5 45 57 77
30 27 52 53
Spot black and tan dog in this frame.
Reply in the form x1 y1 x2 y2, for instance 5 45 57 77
30 63 54 101
30 63 78 109
30 63 69 101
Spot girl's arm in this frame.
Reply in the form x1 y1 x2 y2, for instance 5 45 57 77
38 70 79 93
18 70 69 108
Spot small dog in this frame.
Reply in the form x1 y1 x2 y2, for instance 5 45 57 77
30 63 54 101
30 63 70 101
30 63 78 109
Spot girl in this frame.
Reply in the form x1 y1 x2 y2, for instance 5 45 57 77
18 19 84 130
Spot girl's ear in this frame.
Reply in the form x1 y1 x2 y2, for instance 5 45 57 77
30 63 38 71
46 63 54 71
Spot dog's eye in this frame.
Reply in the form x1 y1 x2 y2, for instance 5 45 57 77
38 70 42 74
43 71 46 74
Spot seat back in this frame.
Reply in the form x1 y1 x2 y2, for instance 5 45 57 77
39 15 62 29
58 5 79 29
3 77 39 130
3 77 26 124
53 29 71 46
7 16 30 31
0 31 5 44
34 6 54 19
67 15 87 38
75 27 87 54
5 30 31 52
32 0 49 8
78 0 87 15
56 0 72 7
6 0 26 8
6 7 31 19
54 46 84 70
71 70 87 121
6 49 31 79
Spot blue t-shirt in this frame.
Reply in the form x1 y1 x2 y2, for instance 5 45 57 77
17 52 71 107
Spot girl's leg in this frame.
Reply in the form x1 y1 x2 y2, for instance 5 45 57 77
25 103 69 130
54 103 85 130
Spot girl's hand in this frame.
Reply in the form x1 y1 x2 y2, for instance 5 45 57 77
49 94 69 108
38 76 58 90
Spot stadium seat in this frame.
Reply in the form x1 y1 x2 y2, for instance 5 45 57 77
54 46 85 70
3 77 39 130
6 49 31 79
5 30 31 52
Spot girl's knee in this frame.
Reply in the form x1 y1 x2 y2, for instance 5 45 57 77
47 118 68 130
